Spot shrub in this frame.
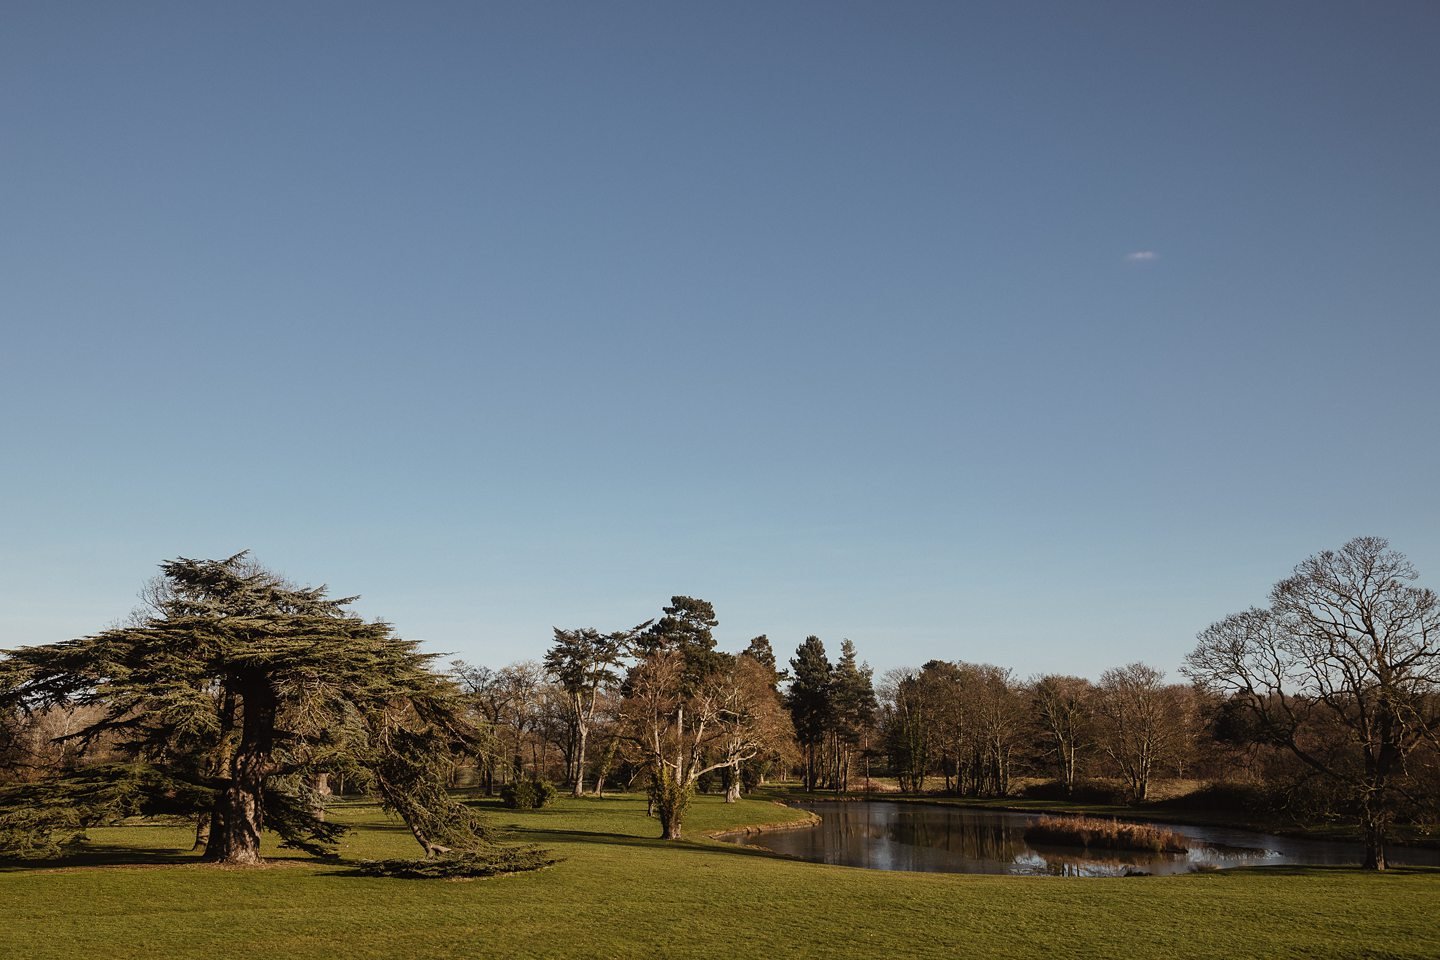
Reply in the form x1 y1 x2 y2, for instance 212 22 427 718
1156 781 1270 817
355 846 560 879
740 761 769 792
0 804 86 860
500 779 557 809
1018 779 1132 805
1023 815 1188 854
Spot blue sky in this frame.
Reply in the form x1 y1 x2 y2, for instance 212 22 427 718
3 1 1438 681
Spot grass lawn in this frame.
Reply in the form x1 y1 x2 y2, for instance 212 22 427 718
3 793 1437 960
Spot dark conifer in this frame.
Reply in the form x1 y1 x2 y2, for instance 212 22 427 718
0 554 492 864
787 636 832 791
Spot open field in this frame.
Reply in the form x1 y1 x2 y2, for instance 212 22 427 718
3 793 1438 960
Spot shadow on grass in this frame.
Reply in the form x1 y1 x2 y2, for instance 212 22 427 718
2 793 821 876
500 823 797 863
0 844 323 873
1223 863 1440 878
0 842 193 872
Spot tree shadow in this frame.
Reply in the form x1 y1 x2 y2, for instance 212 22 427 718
0 844 323 873
500 823 801 862
1225 863 1439 877
0 842 194 872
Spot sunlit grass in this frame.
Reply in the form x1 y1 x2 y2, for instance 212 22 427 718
2 792 1437 960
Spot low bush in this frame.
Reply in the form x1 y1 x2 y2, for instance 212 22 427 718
355 846 560 879
1024 815 1188 854
1017 779 1132 805
1156 781 1271 817
500 780 557 810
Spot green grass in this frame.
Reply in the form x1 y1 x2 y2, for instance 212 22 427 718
3 793 1438 960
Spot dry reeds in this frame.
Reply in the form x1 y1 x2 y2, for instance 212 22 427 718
1023 815 1188 854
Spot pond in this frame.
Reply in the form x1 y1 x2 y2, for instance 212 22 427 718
720 800 1440 877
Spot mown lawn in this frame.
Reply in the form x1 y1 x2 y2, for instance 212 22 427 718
3 793 1437 960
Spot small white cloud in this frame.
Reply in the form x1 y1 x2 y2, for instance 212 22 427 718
1125 250 1159 262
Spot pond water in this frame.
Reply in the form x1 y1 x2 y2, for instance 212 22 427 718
720 801 1440 877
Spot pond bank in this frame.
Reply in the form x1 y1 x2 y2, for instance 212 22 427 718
721 798 1440 876
756 788 1440 850
705 801 821 840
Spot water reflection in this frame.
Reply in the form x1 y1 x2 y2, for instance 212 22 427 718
721 801 1440 877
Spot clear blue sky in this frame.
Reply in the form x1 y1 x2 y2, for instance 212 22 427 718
3 1 1437 681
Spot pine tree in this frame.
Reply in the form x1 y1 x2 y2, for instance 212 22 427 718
733 635 789 795
544 621 648 797
639 596 725 689
828 640 877 791
787 636 832 791
740 635 781 683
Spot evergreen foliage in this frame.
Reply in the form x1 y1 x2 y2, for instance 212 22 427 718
544 622 647 796
787 636 832 791
639 597 726 687
0 554 496 864
826 640 877 790
0 762 219 857
740 635 784 684
355 846 560 879
500 779 557 809
619 598 795 838
879 660 1028 797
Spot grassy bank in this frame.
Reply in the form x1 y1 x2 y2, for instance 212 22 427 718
3 793 1438 960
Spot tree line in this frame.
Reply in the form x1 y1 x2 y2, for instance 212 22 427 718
438 620 1209 819
420 537 1440 864
2 536 1437 868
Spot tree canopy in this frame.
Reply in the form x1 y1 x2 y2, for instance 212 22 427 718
545 621 649 797
787 636 831 790
1185 536 1440 869
0 554 490 864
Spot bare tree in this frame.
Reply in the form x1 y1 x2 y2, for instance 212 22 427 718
498 661 545 782
1092 662 1186 802
878 667 929 792
710 656 796 802
619 651 791 838
968 664 1025 797
1186 536 1440 869
1031 674 1093 794
883 661 1022 797
451 662 508 795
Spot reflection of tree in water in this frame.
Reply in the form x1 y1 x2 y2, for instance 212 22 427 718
881 810 1026 862
880 805 1189 875
744 802 1440 875
1023 843 1169 876
829 804 888 841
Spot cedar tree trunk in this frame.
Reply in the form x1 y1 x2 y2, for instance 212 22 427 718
203 675 276 865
